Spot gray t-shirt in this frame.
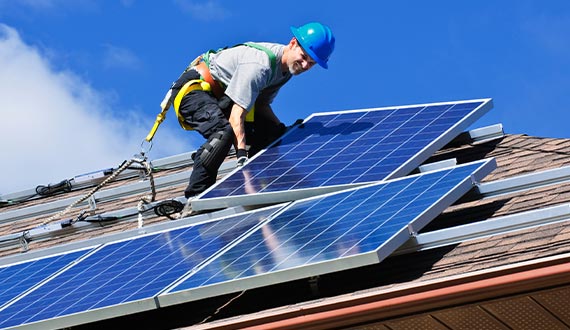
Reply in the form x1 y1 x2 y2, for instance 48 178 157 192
207 42 292 111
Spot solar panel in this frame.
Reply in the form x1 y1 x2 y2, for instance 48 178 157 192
0 249 92 309
158 158 496 306
192 99 493 211
0 205 282 330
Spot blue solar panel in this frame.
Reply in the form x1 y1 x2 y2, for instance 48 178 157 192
0 206 281 329
193 99 492 211
159 159 496 305
0 249 91 309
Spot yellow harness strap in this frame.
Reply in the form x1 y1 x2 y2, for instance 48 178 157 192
173 79 212 130
144 79 212 142
245 106 255 123
145 89 172 142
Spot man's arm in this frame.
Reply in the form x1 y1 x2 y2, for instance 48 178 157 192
229 103 247 150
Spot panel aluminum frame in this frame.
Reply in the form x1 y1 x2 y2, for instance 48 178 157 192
0 205 285 330
158 158 496 307
192 99 493 211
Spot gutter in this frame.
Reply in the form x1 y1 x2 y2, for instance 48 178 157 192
191 253 570 330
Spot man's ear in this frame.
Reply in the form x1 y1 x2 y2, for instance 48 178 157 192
289 37 297 48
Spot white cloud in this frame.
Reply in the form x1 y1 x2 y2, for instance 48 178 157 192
120 0 135 7
0 24 190 194
102 44 142 70
0 0 97 12
174 0 230 21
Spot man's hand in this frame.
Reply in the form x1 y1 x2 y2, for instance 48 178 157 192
288 119 304 131
236 148 248 167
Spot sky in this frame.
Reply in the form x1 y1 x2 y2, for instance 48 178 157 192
1 0 569 194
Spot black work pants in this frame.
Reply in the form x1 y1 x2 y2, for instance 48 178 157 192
173 70 286 198
174 70 233 198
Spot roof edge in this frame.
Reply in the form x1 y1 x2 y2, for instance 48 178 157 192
192 252 570 330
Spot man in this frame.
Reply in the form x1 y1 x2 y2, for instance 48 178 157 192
169 22 335 216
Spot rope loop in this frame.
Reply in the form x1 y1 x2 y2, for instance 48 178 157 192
40 154 154 227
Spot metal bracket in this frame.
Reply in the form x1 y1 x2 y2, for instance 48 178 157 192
19 231 30 252
470 174 478 186
88 195 97 211
407 223 418 237
308 275 320 296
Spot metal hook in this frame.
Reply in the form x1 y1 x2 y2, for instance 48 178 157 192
140 139 153 155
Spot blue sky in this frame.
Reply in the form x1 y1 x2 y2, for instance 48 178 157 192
1 0 569 193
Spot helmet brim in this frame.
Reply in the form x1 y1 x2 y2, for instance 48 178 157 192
290 26 328 69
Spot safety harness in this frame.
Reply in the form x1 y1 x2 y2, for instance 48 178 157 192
145 43 278 142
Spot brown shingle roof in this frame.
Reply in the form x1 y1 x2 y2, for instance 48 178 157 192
2 133 570 329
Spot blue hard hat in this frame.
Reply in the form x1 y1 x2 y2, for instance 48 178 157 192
290 22 335 69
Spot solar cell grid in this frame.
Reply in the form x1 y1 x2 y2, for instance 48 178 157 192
194 99 492 211
0 98 496 329
162 159 495 301
0 206 281 329
0 249 91 309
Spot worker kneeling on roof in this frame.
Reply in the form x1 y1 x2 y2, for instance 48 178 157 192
167 22 335 215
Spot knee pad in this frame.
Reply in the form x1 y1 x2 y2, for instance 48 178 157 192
200 126 234 172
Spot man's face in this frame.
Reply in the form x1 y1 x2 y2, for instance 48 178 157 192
287 39 316 75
